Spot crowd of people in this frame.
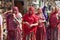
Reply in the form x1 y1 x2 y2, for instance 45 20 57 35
0 5 60 40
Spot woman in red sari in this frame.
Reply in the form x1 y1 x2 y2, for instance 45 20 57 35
36 8 46 40
22 6 38 40
49 7 59 40
56 10 60 40
5 6 22 40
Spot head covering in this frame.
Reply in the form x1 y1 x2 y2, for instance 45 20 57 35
37 8 42 14
28 6 35 14
55 6 59 13
51 6 59 14
12 6 19 14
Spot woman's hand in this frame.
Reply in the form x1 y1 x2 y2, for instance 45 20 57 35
23 22 30 25
29 24 33 28
29 23 38 28
13 14 16 18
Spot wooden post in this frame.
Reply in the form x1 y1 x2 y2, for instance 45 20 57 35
12 0 14 8
39 0 41 7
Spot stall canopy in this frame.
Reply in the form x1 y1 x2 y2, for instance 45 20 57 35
55 1 60 9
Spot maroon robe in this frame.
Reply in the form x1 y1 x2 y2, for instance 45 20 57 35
6 7 21 40
49 12 58 29
36 13 46 40
49 12 58 40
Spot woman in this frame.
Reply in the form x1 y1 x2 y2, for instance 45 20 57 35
22 6 38 40
5 6 22 40
36 8 46 40
49 7 59 40
56 10 60 40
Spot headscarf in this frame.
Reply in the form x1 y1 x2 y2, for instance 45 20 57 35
28 6 35 15
12 6 19 14
37 8 42 14
55 7 59 13
51 6 59 14
12 6 22 20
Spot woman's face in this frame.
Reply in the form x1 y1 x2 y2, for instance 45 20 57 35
12 9 17 14
38 8 42 14
52 7 55 13
12 7 19 14
29 10 33 14
28 6 35 15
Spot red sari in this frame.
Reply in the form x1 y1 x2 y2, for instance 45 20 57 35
57 10 60 40
22 6 38 40
6 7 21 40
36 8 46 40
49 12 58 40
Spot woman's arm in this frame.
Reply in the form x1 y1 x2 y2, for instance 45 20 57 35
3 10 12 17
30 23 38 27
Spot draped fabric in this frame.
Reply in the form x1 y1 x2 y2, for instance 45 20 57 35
42 6 48 21
49 11 58 40
36 8 46 40
57 10 60 40
22 6 38 40
6 7 21 40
